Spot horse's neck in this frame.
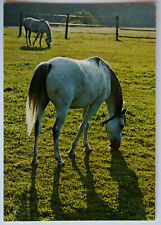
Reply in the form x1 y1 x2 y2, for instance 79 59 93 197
45 24 51 39
106 69 123 117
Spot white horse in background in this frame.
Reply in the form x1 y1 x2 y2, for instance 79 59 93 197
26 56 126 167
23 17 52 48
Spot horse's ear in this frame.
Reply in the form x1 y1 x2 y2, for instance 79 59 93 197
122 108 127 116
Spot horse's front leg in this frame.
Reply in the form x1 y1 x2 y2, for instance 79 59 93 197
28 31 31 45
24 27 29 46
39 33 43 48
83 122 92 152
68 103 100 157
52 108 68 167
82 108 92 152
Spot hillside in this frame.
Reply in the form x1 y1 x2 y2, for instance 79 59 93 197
4 3 156 28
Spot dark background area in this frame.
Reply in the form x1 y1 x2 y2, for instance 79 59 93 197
4 3 156 28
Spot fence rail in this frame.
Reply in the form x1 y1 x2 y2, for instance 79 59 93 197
50 22 111 28
17 12 156 41
18 12 119 40
120 27 156 32
119 27 156 39
19 13 115 20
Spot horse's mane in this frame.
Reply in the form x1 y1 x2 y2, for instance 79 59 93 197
42 20 50 29
90 56 123 115
41 19 51 37
88 56 111 69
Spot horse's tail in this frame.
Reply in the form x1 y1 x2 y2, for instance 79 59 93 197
18 17 26 38
23 18 28 36
26 62 52 135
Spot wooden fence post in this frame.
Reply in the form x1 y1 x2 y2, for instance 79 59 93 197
116 16 119 41
65 14 69 39
18 12 23 37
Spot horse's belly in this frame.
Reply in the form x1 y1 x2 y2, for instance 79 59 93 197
70 90 104 109
70 96 93 108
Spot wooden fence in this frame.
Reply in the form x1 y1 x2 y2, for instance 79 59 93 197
119 27 156 39
18 12 156 40
18 12 119 41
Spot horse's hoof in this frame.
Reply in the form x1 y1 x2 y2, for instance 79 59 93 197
109 144 119 151
31 158 38 166
85 146 92 152
68 149 75 158
58 159 65 167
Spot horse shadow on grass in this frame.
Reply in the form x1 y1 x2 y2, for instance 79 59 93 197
16 149 146 221
16 165 39 221
110 149 146 220
20 46 49 51
51 150 146 220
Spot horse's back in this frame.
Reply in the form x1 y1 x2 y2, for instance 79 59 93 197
23 17 47 33
24 17 35 26
46 57 111 109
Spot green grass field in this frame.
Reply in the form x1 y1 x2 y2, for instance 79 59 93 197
4 27 155 221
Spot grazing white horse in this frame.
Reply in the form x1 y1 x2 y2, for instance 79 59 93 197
26 56 126 166
23 17 52 48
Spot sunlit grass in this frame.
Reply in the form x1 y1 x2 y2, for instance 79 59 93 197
4 27 155 221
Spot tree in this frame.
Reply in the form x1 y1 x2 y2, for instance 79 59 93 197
70 10 99 25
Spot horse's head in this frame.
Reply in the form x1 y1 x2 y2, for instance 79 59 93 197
46 38 52 48
103 108 127 150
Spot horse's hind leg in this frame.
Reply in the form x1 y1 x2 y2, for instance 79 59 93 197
33 33 39 46
31 109 44 165
52 107 68 167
